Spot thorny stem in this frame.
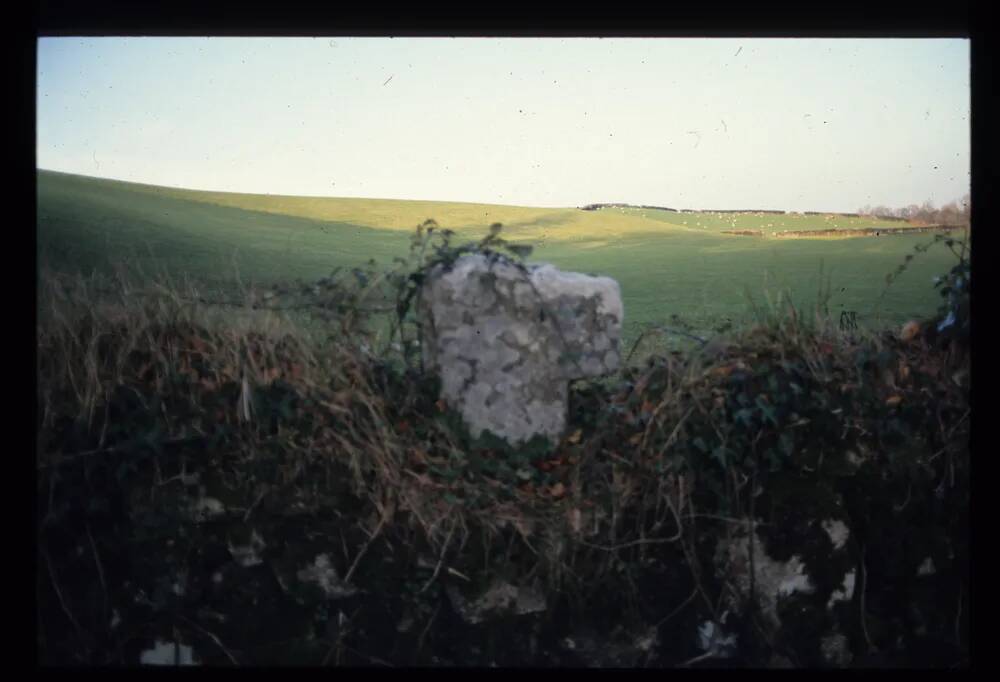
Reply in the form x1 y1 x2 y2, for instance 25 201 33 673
676 496 722 630
242 487 269 523
860 544 873 652
342 514 388 586
418 521 456 595
42 547 87 652
955 582 963 650
175 614 240 664
947 408 971 440
655 587 699 628
39 435 208 469
339 643 395 667
643 404 695 454
85 524 108 620
415 601 442 663
678 650 716 668
577 534 681 553
892 483 912 513
321 606 361 666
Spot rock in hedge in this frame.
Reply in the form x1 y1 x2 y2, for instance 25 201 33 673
419 253 623 445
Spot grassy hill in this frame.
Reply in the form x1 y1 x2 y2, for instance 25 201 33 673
36 169 962 345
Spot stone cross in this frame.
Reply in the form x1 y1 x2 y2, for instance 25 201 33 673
418 253 623 445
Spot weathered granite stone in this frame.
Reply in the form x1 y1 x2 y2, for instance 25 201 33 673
715 519 856 631
419 253 622 445
715 529 815 632
140 639 200 666
714 518 857 666
445 579 547 625
295 553 358 600
820 632 853 667
560 623 661 667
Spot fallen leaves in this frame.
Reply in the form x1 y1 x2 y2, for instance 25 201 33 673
535 454 570 472
567 507 583 534
900 320 922 342
709 364 735 379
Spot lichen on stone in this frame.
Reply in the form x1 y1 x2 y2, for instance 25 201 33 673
419 253 622 445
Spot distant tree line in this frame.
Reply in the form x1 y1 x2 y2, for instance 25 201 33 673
701 209 788 215
580 197 970 225
580 203 680 212
858 194 970 225
581 204 807 215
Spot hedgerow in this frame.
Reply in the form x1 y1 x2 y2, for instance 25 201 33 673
37 226 969 667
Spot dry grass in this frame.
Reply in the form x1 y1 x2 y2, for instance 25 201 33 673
37 253 970 666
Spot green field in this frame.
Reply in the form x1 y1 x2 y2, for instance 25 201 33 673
36 169 962 346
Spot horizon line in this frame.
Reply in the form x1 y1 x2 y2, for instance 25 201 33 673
34 167 949 216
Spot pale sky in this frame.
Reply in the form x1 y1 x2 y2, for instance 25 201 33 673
36 37 969 212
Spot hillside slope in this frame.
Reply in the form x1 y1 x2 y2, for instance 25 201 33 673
36 170 960 340
37 170 690 243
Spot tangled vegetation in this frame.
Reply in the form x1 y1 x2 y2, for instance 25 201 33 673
37 225 969 667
